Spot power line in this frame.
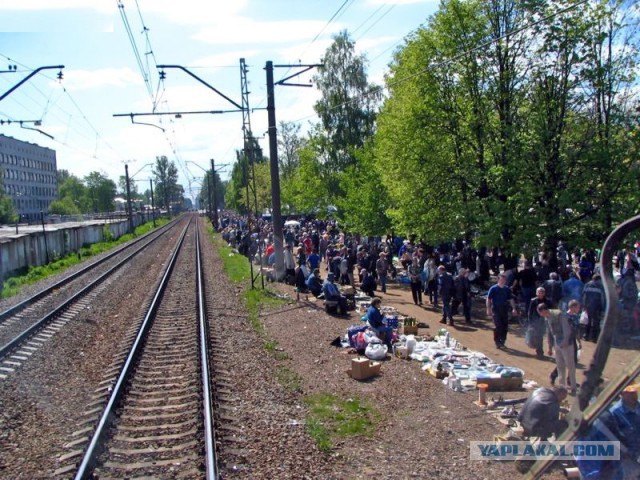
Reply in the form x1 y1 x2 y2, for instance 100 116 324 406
354 1 399 40
287 0 592 125
273 0 356 88
117 0 153 99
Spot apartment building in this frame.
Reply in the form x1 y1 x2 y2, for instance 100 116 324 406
0 134 58 221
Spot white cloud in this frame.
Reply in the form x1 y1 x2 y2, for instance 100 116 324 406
193 18 339 45
61 68 143 91
0 0 112 14
190 51 261 69
138 0 248 26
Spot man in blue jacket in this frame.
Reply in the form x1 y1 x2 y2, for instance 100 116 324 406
437 265 455 325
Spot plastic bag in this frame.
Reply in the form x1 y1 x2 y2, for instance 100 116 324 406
365 342 388 360
579 311 589 325
405 335 417 355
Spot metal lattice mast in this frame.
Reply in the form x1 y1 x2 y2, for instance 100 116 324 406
240 58 264 289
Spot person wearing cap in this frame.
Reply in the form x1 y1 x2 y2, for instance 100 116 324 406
322 272 348 314
610 384 640 476
376 251 390 294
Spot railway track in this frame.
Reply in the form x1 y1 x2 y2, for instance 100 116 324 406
0 218 183 373
70 216 218 479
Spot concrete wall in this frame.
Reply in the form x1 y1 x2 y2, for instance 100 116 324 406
0 212 149 277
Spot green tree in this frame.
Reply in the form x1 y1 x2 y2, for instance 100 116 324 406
152 156 181 211
84 171 116 213
278 121 306 180
58 171 90 212
0 197 17 224
49 197 81 215
336 141 390 236
375 0 639 253
197 167 226 214
281 139 330 216
0 168 17 224
314 30 381 175
224 136 266 214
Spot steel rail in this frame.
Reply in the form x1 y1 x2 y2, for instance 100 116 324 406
0 218 176 325
196 216 219 479
0 218 182 358
73 217 192 480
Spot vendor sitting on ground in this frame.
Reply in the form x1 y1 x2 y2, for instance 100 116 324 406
517 385 568 441
322 272 349 314
366 297 392 350
360 268 377 297
306 268 323 298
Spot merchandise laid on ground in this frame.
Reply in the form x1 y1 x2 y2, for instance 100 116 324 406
344 292 537 395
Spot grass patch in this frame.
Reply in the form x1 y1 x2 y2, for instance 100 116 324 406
1 219 169 299
276 366 302 393
213 232 287 336
304 393 381 452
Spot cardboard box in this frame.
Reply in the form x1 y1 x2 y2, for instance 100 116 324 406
350 357 382 380
476 376 523 391
402 325 418 335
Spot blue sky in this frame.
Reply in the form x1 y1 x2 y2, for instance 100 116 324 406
0 0 438 201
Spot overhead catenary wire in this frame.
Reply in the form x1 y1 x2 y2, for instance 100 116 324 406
117 0 153 100
354 1 399 40
0 53 126 167
271 0 356 91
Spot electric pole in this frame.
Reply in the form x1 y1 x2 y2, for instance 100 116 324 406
125 164 134 234
265 61 322 282
210 158 217 229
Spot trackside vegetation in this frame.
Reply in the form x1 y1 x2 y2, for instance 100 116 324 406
304 393 381 452
1 219 168 299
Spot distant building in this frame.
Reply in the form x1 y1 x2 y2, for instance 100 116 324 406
0 134 58 221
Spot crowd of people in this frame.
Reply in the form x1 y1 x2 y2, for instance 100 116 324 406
218 211 640 477
220 213 639 346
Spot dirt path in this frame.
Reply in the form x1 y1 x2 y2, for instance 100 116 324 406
367 280 637 396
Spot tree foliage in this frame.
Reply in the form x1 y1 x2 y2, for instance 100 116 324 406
314 30 381 174
49 197 81 215
152 156 182 211
84 171 116 213
375 0 639 251
224 136 267 214
278 121 306 180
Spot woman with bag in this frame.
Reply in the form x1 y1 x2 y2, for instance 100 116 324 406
527 287 551 358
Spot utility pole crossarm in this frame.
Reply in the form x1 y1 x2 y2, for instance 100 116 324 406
157 64 243 110
275 64 323 87
0 65 65 102
113 109 242 117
